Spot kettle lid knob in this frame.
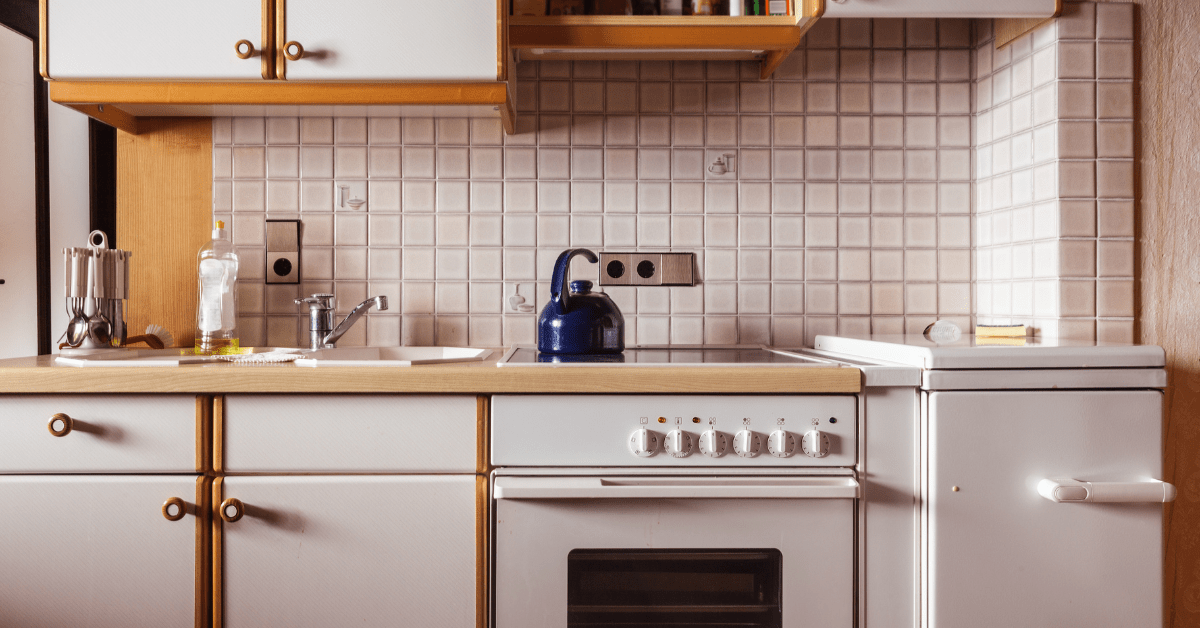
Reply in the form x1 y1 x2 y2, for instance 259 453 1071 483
570 280 593 294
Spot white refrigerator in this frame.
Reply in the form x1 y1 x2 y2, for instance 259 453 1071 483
814 334 1172 628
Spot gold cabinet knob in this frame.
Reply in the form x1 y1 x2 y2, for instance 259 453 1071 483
283 40 304 61
219 497 245 523
162 497 187 521
235 39 256 59
48 413 72 437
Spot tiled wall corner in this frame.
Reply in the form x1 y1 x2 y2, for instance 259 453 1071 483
973 1 1134 341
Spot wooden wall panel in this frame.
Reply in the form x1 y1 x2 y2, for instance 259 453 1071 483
1104 0 1200 625
116 118 211 349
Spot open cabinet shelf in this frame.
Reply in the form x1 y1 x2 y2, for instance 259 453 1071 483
509 0 823 79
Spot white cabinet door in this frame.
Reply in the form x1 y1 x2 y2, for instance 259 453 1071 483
823 0 1055 18
47 0 265 80
0 476 202 627
221 475 478 628
279 0 499 81
927 390 1164 628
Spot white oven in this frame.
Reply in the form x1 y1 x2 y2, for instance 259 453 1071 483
491 394 859 628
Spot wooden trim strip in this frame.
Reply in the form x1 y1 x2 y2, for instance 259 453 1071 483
476 396 489 474
38 0 48 79
261 0 275 80
211 477 224 628
213 395 225 473
510 24 803 49
275 0 287 80
496 0 507 82
499 96 516 135
510 15 801 27
476 474 487 628
195 476 212 628
196 395 213 473
0 364 863 394
62 103 137 134
760 49 792 80
49 81 510 107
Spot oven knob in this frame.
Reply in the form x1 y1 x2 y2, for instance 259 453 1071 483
698 430 727 458
732 430 761 458
767 430 796 458
629 428 659 457
664 430 693 458
801 430 831 458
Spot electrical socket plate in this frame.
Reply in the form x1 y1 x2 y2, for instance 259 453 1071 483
598 252 695 287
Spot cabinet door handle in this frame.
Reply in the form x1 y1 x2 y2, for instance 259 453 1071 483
283 40 304 61
1038 478 1177 503
162 497 187 521
219 497 245 522
235 39 257 59
48 413 73 437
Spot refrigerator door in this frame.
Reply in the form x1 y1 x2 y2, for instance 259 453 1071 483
926 389 1166 628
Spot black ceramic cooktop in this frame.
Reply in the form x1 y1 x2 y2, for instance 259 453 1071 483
501 346 831 366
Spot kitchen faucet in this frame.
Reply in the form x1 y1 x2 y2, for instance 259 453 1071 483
294 293 388 350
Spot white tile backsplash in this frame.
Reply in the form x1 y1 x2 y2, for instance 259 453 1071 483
213 9 1129 347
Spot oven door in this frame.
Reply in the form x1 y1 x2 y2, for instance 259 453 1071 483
493 474 858 628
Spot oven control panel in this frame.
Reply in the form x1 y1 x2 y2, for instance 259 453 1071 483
492 395 857 467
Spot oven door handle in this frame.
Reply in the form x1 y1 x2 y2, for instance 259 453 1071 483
493 476 860 500
1037 478 1176 503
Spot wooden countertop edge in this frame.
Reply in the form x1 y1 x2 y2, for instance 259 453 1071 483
0 364 861 394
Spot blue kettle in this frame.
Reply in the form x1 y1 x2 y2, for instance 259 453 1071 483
538 249 625 355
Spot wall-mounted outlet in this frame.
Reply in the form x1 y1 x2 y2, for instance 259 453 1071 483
598 252 695 287
265 219 300 284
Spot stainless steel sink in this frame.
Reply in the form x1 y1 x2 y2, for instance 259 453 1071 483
293 346 493 367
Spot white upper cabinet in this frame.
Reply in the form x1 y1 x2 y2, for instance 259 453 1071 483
277 0 500 81
46 0 267 80
823 0 1057 18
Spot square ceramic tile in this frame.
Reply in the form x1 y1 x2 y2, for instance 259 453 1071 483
265 117 299 144
300 118 333 144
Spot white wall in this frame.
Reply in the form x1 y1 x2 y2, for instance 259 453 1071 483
49 103 92 352
0 25 38 358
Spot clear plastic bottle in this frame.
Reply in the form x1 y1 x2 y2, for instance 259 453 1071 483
194 220 240 355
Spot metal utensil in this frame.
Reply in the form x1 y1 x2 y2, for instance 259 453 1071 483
64 251 89 348
87 252 112 347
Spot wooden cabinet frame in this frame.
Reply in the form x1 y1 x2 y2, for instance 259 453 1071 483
209 394 489 628
509 0 824 80
39 0 515 135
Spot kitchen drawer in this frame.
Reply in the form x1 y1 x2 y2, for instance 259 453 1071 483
0 395 205 473
219 395 483 473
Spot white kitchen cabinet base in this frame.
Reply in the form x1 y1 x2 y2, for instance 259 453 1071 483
0 475 205 627
926 390 1164 628
218 475 477 628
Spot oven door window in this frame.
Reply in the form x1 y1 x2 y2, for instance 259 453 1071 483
567 549 782 628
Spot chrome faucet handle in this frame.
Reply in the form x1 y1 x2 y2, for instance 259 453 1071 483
294 293 335 311
296 293 336 350
322 295 389 348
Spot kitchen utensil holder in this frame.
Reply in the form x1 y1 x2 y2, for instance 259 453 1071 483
59 231 130 351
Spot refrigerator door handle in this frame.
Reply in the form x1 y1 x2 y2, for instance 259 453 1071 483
1038 478 1177 503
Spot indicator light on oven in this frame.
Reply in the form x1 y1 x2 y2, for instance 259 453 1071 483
829 417 838 424
692 417 701 423
658 417 667 423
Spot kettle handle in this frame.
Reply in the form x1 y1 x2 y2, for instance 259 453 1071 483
550 248 598 314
